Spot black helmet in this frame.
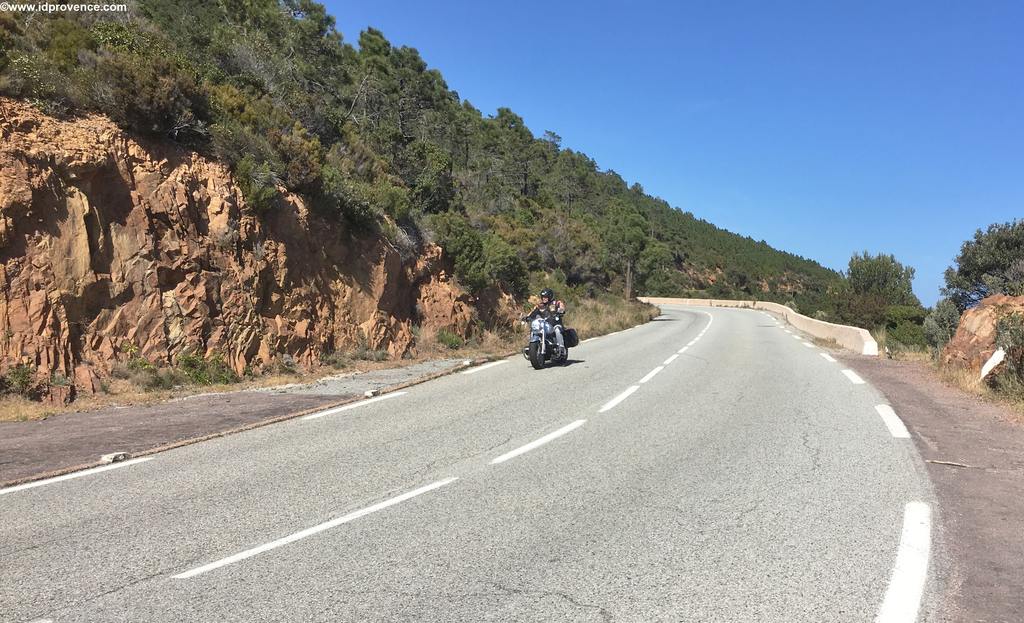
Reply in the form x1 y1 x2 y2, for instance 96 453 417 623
539 288 554 301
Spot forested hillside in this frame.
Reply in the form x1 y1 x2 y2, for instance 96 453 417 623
0 0 840 310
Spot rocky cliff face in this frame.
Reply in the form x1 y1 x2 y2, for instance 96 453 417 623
0 98 486 396
942 294 1024 372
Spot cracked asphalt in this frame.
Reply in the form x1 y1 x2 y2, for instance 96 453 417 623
0 306 940 622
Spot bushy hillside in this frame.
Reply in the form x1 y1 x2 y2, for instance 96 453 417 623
0 0 840 309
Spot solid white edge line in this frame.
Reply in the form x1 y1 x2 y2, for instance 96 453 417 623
820 353 837 362
0 457 154 496
174 477 459 579
875 502 931 623
462 360 509 375
677 347 689 354
687 339 697 347
490 420 586 465
874 404 911 439
842 369 866 385
664 354 679 365
639 366 665 384
599 385 641 413
302 391 407 420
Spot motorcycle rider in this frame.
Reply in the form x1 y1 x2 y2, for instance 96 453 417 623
523 288 567 349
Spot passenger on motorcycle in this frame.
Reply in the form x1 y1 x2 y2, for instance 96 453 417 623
523 288 567 349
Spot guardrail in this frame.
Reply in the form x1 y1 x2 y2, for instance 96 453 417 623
638 297 879 356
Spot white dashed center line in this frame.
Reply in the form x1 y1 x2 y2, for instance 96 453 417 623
491 420 587 464
820 353 837 362
599 385 640 413
173 477 459 579
639 366 664 384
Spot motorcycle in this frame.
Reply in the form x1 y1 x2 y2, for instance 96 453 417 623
521 313 578 370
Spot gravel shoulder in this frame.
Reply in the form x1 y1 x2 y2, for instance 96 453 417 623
839 354 1024 623
0 358 464 486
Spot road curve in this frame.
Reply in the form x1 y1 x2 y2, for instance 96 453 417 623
0 305 942 622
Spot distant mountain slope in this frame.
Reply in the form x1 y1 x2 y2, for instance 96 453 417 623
0 0 840 312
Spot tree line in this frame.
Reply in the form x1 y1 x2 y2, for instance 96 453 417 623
0 0 839 307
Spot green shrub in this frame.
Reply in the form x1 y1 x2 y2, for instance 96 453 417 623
401 140 455 214
2 364 38 398
427 212 487 292
176 353 240 385
2 53 61 101
274 354 300 375
436 329 463 350
483 235 528 297
319 351 351 370
888 321 927 348
316 166 379 227
923 298 961 349
129 366 188 392
235 155 281 214
86 51 208 137
43 18 96 72
995 313 1024 378
353 346 389 361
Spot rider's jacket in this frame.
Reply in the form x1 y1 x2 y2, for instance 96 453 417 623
527 300 567 325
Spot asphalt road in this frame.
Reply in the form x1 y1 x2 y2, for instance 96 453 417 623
0 305 942 622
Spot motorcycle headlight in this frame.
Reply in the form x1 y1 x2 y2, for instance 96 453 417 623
531 318 543 331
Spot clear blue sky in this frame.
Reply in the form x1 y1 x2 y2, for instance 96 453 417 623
325 0 1022 306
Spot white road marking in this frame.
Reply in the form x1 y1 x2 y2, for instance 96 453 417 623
792 335 803 340
302 392 407 421
784 330 792 334
820 353 837 362
0 458 154 496
639 366 664 384
664 354 679 365
174 477 459 579
874 405 911 438
490 420 586 465
802 342 815 348
462 360 508 375
599 385 641 413
842 369 866 385
677 346 689 354
876 502 931 623
687 339 698 347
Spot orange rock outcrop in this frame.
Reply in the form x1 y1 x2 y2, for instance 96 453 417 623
942 294 1024 372
0 98 485 395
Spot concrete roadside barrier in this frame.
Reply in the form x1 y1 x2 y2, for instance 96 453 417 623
639 297 879 356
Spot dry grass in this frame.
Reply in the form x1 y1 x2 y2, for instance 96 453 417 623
935 361 1024 423
811 336 842 350
0 395 65 422
570 296 660 339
